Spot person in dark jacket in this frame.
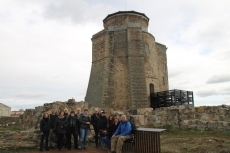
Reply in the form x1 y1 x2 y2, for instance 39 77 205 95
49 109 57 149
66 111 79 150
40 112 51 152
64 108 69 119
107 115 115 139
112 117 120 136
90 108 100 147
63 108 69 148
99 110 109 151
74 107 82 144
54 111 68 151
78 109 91 149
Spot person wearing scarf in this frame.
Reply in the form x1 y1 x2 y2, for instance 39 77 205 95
66 111 79 150
39 112 51 152
54 111 68 151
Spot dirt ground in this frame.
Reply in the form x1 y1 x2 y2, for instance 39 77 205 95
161 129 230 153
1 129 230 153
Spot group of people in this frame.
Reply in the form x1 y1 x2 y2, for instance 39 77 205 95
39 107 133 153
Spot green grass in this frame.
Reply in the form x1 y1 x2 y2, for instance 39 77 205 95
0 127 25 132
163 127 230 137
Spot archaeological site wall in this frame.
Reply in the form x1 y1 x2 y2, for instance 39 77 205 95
0 101 230 150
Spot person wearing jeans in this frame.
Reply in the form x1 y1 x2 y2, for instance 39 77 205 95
78 109 90 149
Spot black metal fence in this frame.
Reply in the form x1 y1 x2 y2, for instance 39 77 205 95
150 89 194 109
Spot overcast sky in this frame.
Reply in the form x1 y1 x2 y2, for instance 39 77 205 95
0 0 230 110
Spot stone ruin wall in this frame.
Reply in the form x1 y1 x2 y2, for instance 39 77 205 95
1 101 230 150
134 105 230 131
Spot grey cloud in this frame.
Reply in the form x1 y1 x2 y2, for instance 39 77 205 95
196 90 217 97
42 0 110 24
197 88 230 97
43 0 86 22
168 69 182 78
206 75 230 84
16 92 48 98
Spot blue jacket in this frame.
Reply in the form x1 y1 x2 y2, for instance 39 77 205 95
114 120 132 136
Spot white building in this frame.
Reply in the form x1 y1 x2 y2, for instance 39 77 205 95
0 103 11 116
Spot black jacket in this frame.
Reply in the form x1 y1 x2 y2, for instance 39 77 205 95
49 114 57 129
98 115 107 130
40 118 51 132
67 116 79 133
54 116 68 134
91 113 100 128
79 114 90 129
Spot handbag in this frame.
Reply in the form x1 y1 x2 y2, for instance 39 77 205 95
100 129 108 136
51 133 57 143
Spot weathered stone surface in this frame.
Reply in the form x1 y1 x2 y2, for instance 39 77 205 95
137 108 153 115
85 11 169 110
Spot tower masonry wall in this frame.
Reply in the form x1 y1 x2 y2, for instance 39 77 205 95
85 11 169 110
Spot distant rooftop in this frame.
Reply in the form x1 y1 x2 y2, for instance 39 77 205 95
0 103 11 108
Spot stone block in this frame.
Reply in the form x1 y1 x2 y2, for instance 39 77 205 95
183 120 189 125
197 106 205 113
219 108 228 115
147 115 157 123
137 108 153 115
210 113 220 121
201 113 210 120
187 125 197 129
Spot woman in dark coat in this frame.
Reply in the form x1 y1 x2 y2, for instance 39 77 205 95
66 111 79 150
54 111 68 151
107 115 115 139
40 112 51 152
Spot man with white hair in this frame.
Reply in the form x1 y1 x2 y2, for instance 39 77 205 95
91 108 100 148
75 107 82 148
75 107 82 120
109 114 132 153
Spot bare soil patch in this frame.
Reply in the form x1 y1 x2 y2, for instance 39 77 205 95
161 129 230 153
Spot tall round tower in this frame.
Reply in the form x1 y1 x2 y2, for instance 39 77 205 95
85 11 168 110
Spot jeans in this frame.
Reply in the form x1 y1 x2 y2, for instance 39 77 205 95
78 128 89 148
100 135 110 149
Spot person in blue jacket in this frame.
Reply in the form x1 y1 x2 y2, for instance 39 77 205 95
109 114 132 153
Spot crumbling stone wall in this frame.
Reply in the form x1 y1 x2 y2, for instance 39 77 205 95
132 105 230 131
0 116 19 126
18 100 88 130
1 101 230 150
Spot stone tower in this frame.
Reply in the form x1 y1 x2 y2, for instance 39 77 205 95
85 11 168 110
